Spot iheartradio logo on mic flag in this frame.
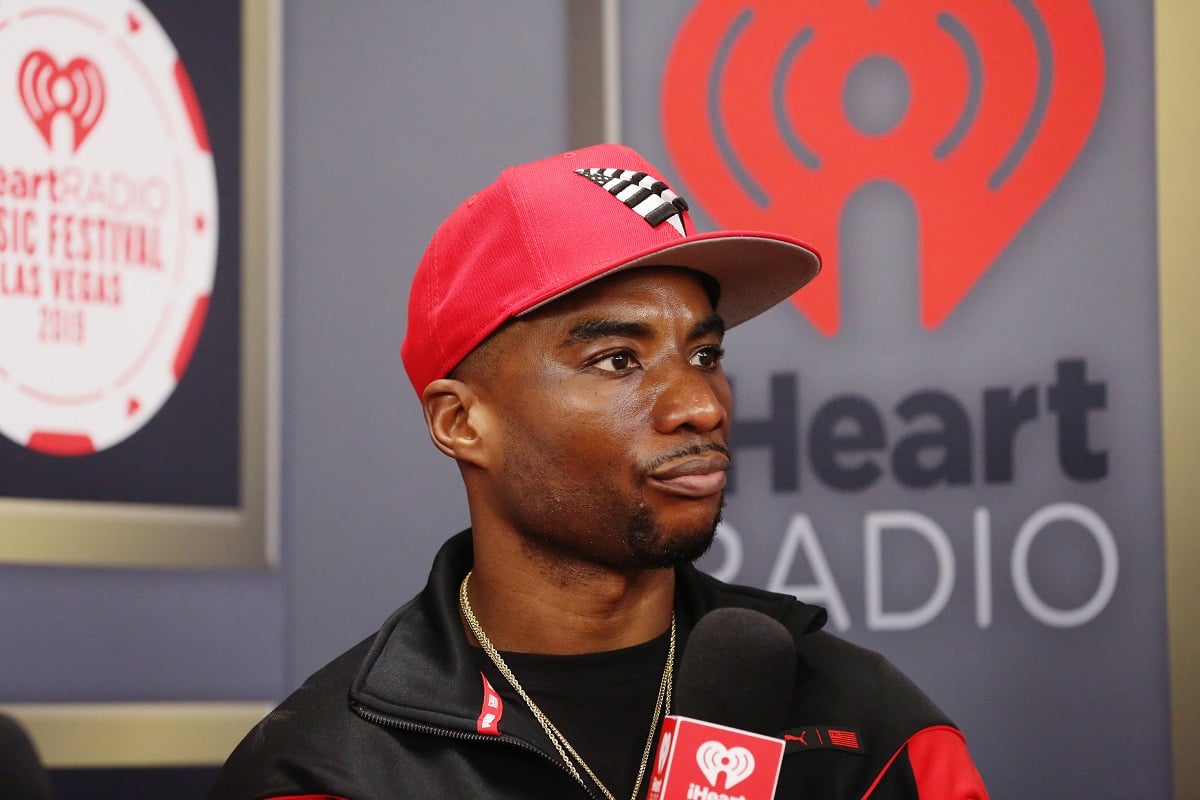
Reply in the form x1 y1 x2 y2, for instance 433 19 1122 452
646 716 785 800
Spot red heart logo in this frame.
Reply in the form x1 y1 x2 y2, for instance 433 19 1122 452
662 0 1105 334
18 50 106 153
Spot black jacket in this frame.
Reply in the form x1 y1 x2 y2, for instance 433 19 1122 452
210 531 988 799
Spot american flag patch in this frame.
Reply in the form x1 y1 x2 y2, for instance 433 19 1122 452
575 167 689 235
781 725 866 754
828 729 860 749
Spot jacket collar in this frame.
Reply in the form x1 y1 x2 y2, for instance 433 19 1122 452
349 529 827 734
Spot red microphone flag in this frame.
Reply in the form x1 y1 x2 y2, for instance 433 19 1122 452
646 715 785 800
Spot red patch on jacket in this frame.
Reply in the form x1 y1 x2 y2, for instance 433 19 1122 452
477 672 504 735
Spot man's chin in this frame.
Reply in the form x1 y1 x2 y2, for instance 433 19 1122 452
615 496 723 569
625 520 720 569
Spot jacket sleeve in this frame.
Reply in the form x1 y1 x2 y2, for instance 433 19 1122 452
863 725 990 800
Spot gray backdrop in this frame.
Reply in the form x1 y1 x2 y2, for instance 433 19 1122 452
623 2 1167 798
0 2 1169 798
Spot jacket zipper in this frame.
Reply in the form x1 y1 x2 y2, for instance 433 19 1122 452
351 701 601 800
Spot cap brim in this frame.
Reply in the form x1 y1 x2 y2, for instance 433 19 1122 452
519 231 821 328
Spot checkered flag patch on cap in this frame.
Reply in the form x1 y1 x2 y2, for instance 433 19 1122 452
575 168 689 236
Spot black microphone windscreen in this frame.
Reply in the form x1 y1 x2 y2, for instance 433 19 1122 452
674 607 796 735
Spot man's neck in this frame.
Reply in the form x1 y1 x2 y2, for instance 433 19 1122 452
464 541 676 655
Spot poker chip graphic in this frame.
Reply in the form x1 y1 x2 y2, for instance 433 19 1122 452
0 0 218 455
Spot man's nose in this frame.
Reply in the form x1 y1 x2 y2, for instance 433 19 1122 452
650 363 730 434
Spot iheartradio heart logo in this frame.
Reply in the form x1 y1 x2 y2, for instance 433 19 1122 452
662 0 1105 334
696 740 756 790
18 50 106 152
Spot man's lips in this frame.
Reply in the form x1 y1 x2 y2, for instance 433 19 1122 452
647 453 730 497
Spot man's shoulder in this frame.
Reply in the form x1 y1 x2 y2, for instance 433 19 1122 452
208 637 379 799
679 564 828 636
233 635 374 742
794 628 946 717
687 567 951 730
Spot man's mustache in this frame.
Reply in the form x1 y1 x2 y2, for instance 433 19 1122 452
639 442 732 479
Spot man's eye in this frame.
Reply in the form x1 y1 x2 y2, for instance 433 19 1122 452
691 345 725 369
595 351 638 372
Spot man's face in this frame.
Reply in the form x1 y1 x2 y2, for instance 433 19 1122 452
469 267 733 572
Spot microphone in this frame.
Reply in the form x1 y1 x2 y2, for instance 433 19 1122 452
647 608 795 800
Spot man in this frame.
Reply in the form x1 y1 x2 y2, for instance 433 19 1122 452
210 144 989 799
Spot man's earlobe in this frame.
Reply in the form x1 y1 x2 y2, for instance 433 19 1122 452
422 379 488 463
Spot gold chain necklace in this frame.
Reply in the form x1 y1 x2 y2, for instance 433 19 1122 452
459 571 674 800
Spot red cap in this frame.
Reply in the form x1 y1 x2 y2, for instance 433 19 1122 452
401 144 821 395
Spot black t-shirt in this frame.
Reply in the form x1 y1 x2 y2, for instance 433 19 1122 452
498 629 672 800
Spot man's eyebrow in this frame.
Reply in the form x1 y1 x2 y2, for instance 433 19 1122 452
690 314 726 341
566 318 653 342
564 314 727 345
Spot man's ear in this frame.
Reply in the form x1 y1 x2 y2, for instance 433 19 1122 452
421 378 491 465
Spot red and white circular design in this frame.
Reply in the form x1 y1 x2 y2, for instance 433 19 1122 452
0 0 218 455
